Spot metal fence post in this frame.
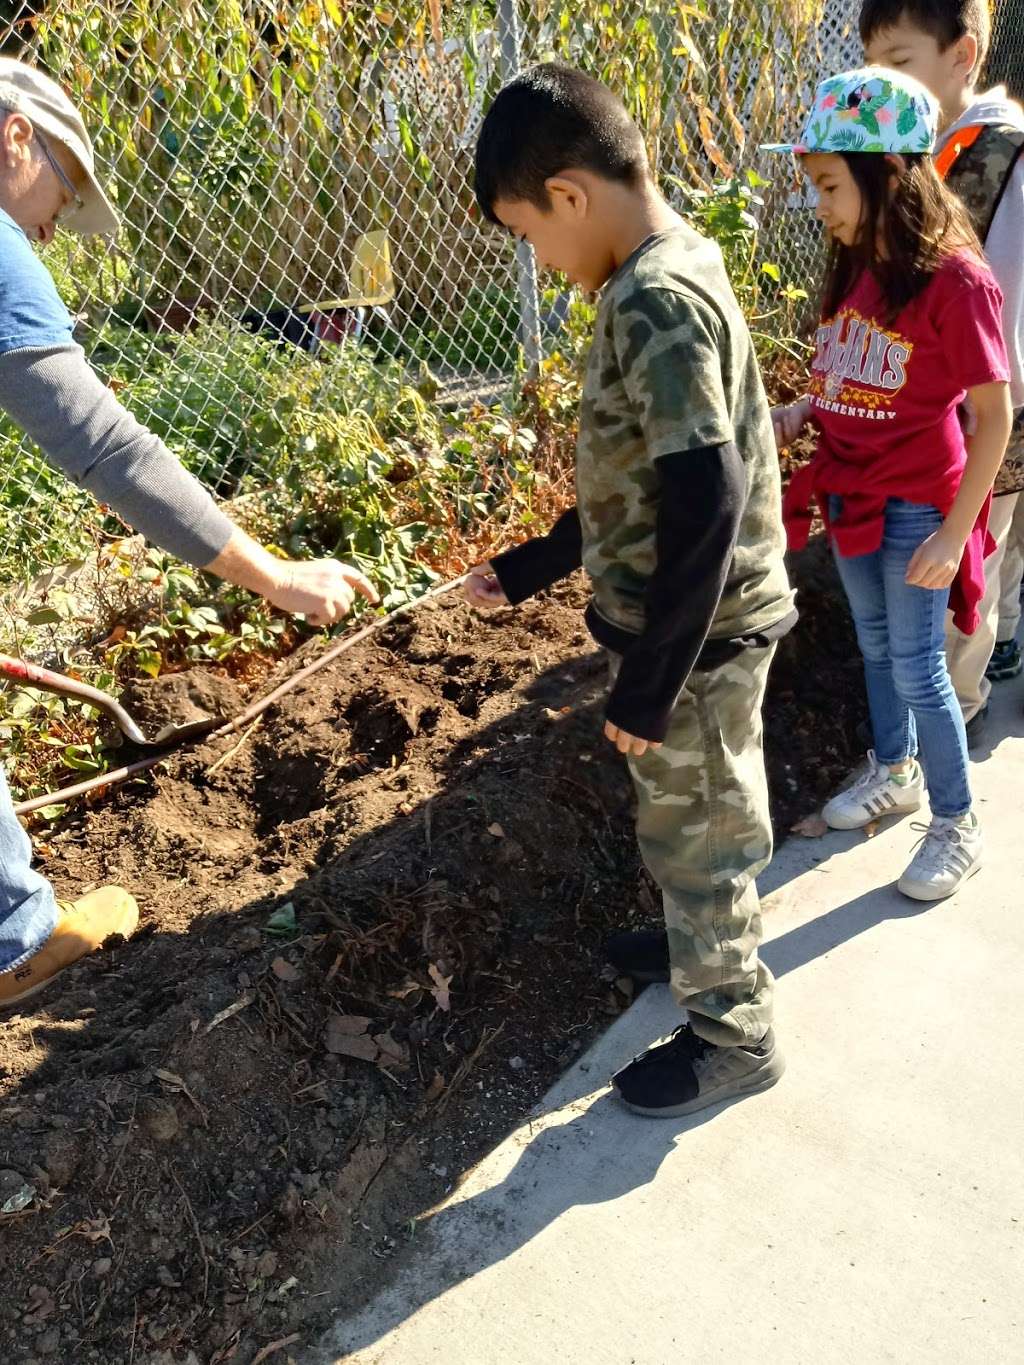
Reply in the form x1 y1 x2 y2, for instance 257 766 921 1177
496 0 543 373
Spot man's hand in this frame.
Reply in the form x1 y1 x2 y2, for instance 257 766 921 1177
264 558 378 626
770 397 812 450
205 529 378 627
604 720 662 758
905 527 965 590
463 562 509 610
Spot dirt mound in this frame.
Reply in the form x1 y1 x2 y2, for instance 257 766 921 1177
0 550 864 1364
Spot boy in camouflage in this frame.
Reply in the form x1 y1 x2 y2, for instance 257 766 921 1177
862 0 1024 733
466 65 796 1117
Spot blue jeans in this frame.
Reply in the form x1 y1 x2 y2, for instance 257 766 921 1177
830 496 972 820
0 763 59 973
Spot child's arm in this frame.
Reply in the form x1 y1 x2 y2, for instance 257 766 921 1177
906 380 1012 589
602 290 746 755
463 506 582 611
770 396 812 449
604 441 744 755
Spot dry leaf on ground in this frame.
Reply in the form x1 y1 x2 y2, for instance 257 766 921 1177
791 814 828 838
428 962 452 1012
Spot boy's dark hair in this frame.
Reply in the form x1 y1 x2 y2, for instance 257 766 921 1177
822 152 981 320
474 63 648 224
858 0 991 79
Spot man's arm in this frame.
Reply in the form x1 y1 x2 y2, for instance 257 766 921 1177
603 443 744 747
0 343 376 623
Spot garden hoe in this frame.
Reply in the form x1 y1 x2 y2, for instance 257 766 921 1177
0 653 216 749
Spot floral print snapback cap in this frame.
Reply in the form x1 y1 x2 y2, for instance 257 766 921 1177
762 66 938 156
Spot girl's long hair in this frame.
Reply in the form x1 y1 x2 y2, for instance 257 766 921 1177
821 152 981 322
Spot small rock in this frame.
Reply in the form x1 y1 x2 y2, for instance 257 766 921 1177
255 1250 279 1278
280 1183 301 1223
35 1328 61 1356
91 1258 112 1278
0 1168 27 1200
508 1056 526 1072
140 1099 179 1143
44 1132 79 1188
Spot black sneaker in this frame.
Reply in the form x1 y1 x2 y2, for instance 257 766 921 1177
604 928 670 984
986 639 1022 682
965 703 989 750
612 1023 784 1118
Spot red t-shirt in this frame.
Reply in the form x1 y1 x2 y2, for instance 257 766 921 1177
808 250 1009 480
784 250 1010 632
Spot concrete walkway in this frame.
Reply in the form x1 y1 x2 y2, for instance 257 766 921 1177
308 684 1024 1365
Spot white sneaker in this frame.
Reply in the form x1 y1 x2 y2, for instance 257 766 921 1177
898 813 982 901
822 751 924 830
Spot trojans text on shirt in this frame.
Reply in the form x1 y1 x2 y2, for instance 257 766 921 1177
810 307 913 421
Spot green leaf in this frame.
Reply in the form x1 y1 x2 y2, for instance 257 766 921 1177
25 608 63 626
897 105 918 136
858 109 880 136
63 746 103 773
136 649 163 678
760 262 781 283
263 902 297 937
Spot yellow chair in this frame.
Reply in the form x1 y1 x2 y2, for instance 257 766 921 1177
298 229 395 350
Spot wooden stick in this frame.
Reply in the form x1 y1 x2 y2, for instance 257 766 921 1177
251 1333 301 1365
205 714 263 776
170 1165 209 1306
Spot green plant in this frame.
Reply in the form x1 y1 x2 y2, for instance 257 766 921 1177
669 169 809 360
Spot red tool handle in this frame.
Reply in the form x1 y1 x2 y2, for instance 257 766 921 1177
0 652 145 740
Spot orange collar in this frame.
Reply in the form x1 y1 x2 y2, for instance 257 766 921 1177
935 123 985 179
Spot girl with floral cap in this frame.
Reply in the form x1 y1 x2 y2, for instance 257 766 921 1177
767 67 1012 900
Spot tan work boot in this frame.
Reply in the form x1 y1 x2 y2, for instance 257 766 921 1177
0 887 139 1009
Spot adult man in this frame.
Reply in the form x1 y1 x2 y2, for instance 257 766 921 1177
0 58 376 1009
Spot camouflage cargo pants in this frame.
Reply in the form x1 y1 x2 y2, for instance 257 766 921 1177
618 644 776 1048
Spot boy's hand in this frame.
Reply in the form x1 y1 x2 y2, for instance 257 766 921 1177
604 720 662 758
905 527 965 590
463 562 509 610
770 397 812 450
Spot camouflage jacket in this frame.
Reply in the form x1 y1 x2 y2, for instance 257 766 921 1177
577 225 794 642
945 125 1024 495
945 123 1024 241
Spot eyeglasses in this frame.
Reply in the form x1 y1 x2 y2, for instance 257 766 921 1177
35 132 84 221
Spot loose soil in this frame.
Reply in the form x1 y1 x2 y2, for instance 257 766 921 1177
0 544 864 1365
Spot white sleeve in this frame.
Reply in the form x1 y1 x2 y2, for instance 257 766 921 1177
984 156 1024 409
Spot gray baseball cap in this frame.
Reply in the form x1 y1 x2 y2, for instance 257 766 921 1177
0 57 119 236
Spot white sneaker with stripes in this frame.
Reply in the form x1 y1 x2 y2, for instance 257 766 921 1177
822 751 924 830
898 813 982 901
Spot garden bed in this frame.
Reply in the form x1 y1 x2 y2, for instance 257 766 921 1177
0 544 865 1365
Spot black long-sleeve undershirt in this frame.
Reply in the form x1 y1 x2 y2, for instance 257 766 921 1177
490 442 793 742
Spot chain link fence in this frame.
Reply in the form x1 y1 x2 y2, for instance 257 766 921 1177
0 0 1019 584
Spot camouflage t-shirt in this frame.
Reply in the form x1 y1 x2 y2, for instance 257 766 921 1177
577 225 794 640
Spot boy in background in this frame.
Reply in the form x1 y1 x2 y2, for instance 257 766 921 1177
466 65 795 1117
